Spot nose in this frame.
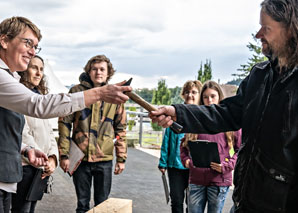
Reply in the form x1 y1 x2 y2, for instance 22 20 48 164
28 47 36 56
255 27 263 39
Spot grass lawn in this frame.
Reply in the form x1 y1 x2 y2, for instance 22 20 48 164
126 131 163 147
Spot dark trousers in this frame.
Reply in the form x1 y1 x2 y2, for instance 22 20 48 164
73 161 113 213
0 189 11 213
168 167 189 213
11 166 38 213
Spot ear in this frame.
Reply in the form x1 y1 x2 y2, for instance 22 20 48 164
0 35 9 49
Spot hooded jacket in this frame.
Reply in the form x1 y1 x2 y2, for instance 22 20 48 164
173 60 298 213
158 127 186 170
58 72 127 163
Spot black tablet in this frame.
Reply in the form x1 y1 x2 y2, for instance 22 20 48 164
188 140 220 168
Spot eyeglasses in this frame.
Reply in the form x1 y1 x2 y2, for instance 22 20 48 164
185 90 199 95
19 37 41 54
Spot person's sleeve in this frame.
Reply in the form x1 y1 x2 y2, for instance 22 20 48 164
21 117 42 150
221 129 242 174
158 128 171 168
47 121 59 166
174 76 248 134
0 71 85 118
180 139 190 167
113 104 127 163
57 113 74 157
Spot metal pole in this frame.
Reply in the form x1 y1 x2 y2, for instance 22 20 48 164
139 107 143 147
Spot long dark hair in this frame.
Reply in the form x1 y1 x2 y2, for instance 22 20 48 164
261 0 298 68
18 55 49 95
199 80 224 105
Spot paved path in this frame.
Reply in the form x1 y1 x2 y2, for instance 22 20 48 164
35 147 233 212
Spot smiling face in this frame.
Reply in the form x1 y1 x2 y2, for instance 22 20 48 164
88 61 108 86
0 27 38 72
256 9 288 59
183 86 200 105
27 57 44 87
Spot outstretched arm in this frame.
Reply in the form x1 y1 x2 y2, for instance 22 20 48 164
150 77 247 134
0 71 132 118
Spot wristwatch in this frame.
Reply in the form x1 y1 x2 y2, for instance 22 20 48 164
60 155 69 160
23 145 35 158
117 159 126 163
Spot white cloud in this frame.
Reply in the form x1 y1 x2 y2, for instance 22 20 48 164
1 0 264 89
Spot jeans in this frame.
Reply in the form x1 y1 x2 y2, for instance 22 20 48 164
11 166 39 213
73 161 112 213
229 204 235 213
168 168 189 213
0 189 11 213
188 184 229 213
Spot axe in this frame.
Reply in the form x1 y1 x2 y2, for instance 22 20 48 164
123 78 183 134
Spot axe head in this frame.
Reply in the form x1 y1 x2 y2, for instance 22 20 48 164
122 78 133 86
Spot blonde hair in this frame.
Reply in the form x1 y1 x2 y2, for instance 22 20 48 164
180 80 203 99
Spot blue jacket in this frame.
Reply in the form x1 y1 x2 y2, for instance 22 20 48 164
158 128 187 170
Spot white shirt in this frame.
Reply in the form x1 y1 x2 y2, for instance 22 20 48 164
0 58 85 193
0 59 85 118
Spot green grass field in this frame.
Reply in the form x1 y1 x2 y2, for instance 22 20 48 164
126 131 163 147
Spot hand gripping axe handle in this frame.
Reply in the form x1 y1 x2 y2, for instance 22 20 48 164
123 78 183 133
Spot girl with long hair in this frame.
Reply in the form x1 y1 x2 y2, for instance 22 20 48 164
180 81 241 213
159 80 202 213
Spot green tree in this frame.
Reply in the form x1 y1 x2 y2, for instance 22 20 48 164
135 88 153 103
151 79 171 105
197 59 212 83
169 86 183 104
127 106 137 131
151 79 171 131
233 33 267 78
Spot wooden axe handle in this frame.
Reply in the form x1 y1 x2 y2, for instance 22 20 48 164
126 91 183 133
126 91 157 112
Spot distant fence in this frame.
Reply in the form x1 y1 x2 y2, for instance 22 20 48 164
126 109 164 148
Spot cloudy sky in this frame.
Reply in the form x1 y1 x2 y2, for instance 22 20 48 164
1 0 263 89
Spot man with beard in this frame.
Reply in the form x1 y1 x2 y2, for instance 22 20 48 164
149 0 298 212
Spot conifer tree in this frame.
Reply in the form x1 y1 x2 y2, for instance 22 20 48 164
197 59 212 83
233 34 267 78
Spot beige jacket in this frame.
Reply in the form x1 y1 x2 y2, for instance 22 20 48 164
22 116 59 166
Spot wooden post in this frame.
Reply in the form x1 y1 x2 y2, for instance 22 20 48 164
139 107 143 147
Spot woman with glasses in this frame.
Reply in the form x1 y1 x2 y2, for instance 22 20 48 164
180 81 241 213
0 16 131 212
11 56 59 213
158 80 202 213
